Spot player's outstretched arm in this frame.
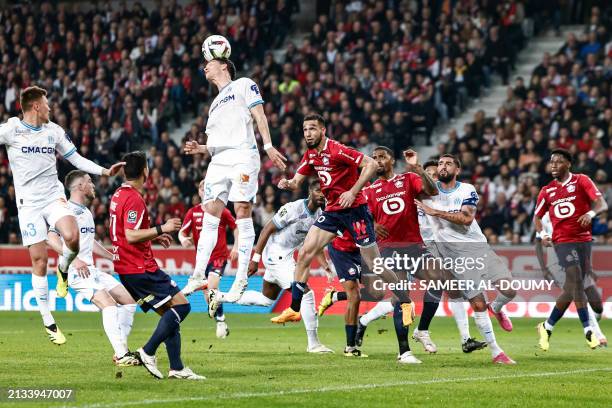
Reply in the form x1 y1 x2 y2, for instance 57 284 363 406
93 240 113 260
183 140 209 155
403 149 437 196
248 220 278 276
65 151 125 177
338 155 377 208
415 199 475 226
125 218 181 244
278 173 306 191
250 104 287 170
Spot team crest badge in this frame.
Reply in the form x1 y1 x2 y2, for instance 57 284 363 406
394 180 403 188
323 157 329 165
240 174 250 183
567 185 575 193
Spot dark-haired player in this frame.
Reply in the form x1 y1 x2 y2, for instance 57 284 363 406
182 57 286 310
273 114 415 359
416 154 516 364
534 148 608 350
110 151 204 379
0 85 124 344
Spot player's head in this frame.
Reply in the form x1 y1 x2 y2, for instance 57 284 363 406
372 146 395 176
122 151 149 183
423 160 438 181
198 180 205 200
549 148 572 180
20 86 50 123
204 58 236 82
438 154 461 183
303 113 326 149
65 170 95 201
308 179 325 208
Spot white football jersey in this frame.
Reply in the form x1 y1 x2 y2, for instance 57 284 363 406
0 117 77 206
205 77 264 159
418 197 435 242
263 199 321 265
51 201 96 266
428 181 487 243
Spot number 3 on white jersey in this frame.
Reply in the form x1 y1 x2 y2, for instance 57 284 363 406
383 197 405 215
318 170 332 186
553 202 575 219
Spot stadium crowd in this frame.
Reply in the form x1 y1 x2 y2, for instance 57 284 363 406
0 0 608 247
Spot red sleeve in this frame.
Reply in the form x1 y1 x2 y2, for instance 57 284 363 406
296 151 314 176
579 175 602 201
534 188 549 218
407 172 424 196
180 207 194 234
123 193 147 230
222 208 237 230
334 144 364 167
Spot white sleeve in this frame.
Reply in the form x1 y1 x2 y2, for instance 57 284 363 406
271 202 300 230
241 77 264 109
541 213 553 237
65 152 105 175
461 185 479 207
53 125 78 158
0 117 16 145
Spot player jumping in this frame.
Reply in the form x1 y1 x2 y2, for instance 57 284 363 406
46 170 140 366
179 180 238 339
182 57 286 308
415 154 516 364
110 152 203 380
0 86 124 344
272 114 415 359
534 148 608 350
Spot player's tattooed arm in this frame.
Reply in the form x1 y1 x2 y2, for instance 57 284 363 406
278 173 306 191
250 104 287 170
414 200 475 226
403 150 437 196
248 220 278 276
577 197 608 227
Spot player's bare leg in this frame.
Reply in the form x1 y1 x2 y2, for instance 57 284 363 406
183 198 224 296
29 242 66 345
272 226 335 323
91 289 139 366
53 214 80 298
109 285 137 352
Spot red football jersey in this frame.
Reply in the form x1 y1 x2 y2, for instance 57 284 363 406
363 173 424 245
296 139 366 211
331 230 359 252
180 206 237 265
535 173 602 243
109 184 159 275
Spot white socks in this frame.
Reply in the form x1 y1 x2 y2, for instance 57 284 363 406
31 274 54 327
473 311 502 357
194 213 220 276
588 307 604 340
490 293 513 313
234 218 255 283
359 301 394 326
58 243 77 272
301 291 320 348
102 305 128 358
117 304 136 349
236 290 274 306
449 301 471 343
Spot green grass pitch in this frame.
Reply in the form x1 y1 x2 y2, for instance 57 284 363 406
0 311 610 407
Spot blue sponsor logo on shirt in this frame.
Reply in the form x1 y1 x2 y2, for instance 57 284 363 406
80 227 95 234
21 146 56 154
250 84 260 95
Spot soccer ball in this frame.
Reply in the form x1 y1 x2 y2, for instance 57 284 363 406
202 35 232 61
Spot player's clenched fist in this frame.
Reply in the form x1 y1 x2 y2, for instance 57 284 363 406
278 178 295 190
162 218 182 233
184 140 208 155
